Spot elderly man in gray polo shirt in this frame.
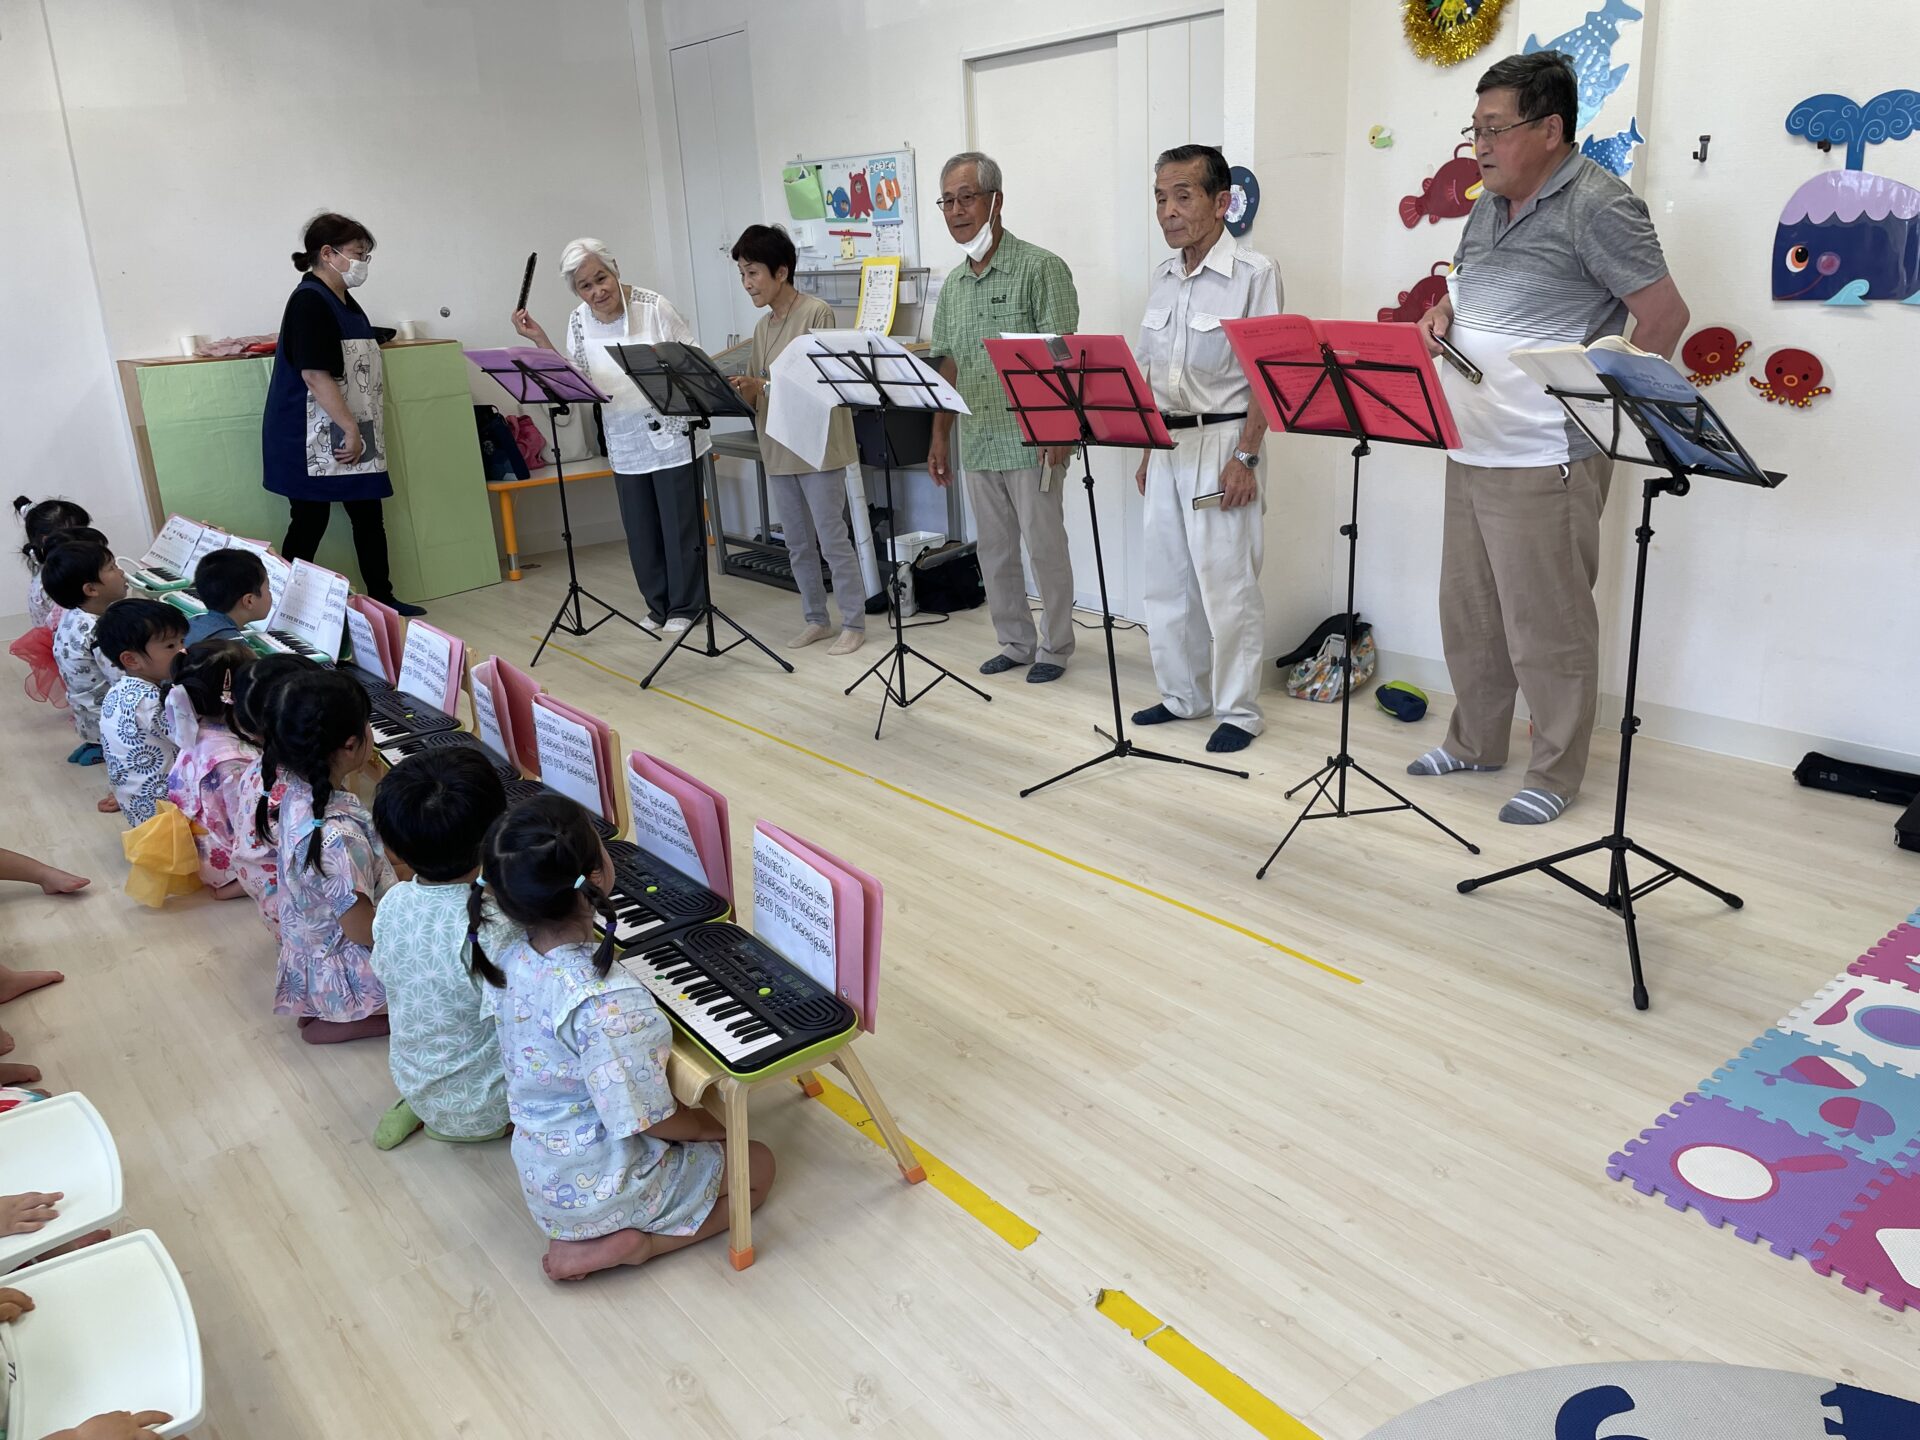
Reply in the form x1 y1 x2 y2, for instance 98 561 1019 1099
1410 51 1689 825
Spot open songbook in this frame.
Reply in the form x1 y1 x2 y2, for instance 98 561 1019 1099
1510 337 1769 484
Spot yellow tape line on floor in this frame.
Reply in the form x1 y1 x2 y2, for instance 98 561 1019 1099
1095 1290 1321 1439
536 639 1361 987
811 1077 1039 1250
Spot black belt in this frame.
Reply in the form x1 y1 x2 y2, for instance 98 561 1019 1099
1160 411 1245 430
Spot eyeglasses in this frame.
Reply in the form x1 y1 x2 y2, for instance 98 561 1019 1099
1460 116 1548 143
934 188 994 211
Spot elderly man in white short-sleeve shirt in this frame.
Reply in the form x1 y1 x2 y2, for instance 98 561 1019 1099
1130 145 1282 754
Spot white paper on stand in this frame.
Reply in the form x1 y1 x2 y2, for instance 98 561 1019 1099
397 624 454 710
623 762 709 887
342 608 388 682
751 828 837 991
532 703 601 813
765 330 969 469
268 560 348 660
472 668 507 761
140 515 204 575
229 539 292 611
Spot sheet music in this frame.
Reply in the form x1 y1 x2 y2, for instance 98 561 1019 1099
229 539 292 611
623 762 709 887
268 560 348 660
342 607 388 682
397 623 454 710
471 665 507 761
531 702 601 815
141 515 204 575
751 828 837 991
765 330 969 469
185 524 230 568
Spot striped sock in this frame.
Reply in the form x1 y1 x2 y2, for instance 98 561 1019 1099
1499 789 1568 825
1405 747 1499 777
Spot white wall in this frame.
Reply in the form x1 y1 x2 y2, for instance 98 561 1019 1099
1336 0 1920 769
0 0 148 618
1 0 674 610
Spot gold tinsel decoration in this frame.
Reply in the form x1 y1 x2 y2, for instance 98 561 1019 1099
1402 0 1509 67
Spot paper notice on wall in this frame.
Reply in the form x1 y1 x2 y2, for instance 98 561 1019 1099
270 559 348 660
874 222 903 257
472 670 507 762
624 763 709 887
397 623 453 710
532 702 601 814
342 607 388 682
855 256 900 333
751 828 837 990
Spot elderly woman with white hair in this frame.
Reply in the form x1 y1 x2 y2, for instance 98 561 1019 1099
511 239 709 632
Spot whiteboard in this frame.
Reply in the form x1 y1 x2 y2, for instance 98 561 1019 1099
788 146 920 270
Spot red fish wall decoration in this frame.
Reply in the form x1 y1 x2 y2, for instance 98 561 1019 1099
1400 143 1484 226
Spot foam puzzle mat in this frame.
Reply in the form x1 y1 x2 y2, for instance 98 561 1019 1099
1608 912 1920 1310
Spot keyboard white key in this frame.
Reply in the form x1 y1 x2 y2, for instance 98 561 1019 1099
618 949 783 1065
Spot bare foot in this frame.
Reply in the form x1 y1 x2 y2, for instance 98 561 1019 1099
96 794 119 814
542 1229 655 1281
0 967 63 1006
0 1062 42 1086
299 1015 390 1044
35 866 89 895
211 879 245 901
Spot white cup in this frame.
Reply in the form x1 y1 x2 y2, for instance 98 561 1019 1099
394 320 423 341
179 335 207 357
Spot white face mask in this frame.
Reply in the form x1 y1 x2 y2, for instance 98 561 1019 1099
330 252 369 288
960 194 1000 263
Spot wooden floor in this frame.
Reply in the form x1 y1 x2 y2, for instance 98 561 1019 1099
6 541 1915 1440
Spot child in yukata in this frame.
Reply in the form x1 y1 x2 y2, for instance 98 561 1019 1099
367 747 517 1150
95 599 188 827
472 792 773 1281
42 536 128 808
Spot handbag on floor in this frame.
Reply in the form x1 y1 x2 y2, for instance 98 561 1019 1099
1281 615 1376 702
909 542 985 614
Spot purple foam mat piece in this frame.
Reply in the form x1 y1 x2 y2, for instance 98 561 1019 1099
1850 923 1920 993
1812 1167 1920 1311
1608 1095 1882 1259
1781 975 1920 1079
1699 1029 1920 1171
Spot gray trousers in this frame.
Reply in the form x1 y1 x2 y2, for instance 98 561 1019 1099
966 465 1076 665
770 469 865 630
615 461 704 622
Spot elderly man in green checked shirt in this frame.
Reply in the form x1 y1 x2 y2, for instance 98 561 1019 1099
927 150 1081 684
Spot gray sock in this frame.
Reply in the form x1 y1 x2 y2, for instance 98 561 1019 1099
1406 747 1500 777
1499 788 1569 825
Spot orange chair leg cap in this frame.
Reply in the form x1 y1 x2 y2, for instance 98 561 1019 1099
798 1078 824 1098
728 1245 755 1270
901 1165 927 1185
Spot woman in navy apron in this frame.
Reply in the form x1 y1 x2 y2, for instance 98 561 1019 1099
262 212 424 615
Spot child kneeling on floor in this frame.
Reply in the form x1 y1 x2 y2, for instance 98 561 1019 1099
257 667 393 1043
368 747 516 1149
473 793 774 1281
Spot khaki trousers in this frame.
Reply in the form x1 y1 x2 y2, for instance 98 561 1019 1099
966 465 1077 666
1438 452 1612 797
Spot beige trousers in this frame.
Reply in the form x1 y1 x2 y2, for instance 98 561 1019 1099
1437 452 1612 797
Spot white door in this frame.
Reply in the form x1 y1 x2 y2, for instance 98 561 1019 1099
670 31 762 357
967 12 1224 622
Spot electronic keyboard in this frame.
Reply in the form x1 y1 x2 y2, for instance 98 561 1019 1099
367 690 460 752
340 665 393 697
374 727 518 780
620 922 856 1075
596 838 729 952
125 561 191 591
246 628 332 663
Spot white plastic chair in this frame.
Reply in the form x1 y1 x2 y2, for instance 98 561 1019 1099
3 1228 204 1438
0 1093 125 1274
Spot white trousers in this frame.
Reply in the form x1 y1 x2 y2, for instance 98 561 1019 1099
1141 423 1267 734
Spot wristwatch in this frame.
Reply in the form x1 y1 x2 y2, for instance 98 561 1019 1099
1233 448 1260 469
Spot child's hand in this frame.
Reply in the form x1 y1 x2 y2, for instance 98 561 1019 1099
0 1286 34 1323
48 1411 174 1439
0 1189 62 1235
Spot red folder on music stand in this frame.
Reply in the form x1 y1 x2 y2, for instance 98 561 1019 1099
1220 313 1476 872
982 335 1174 449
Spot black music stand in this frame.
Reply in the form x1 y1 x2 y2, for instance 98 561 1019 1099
1457 375 1782 1010
607 341 793 690
1237 329 1481 874
803 338 990 739
984 335 1250 796
465 348 655 666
